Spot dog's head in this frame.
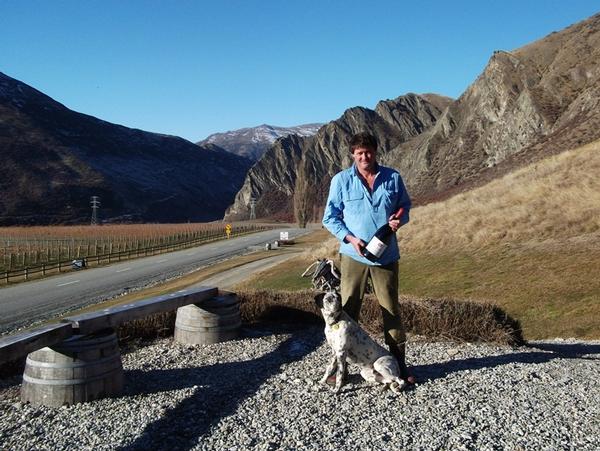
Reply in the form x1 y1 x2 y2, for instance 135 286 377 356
314 290 342 317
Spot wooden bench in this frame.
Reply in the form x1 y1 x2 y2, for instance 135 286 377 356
0 323 73 366
0 285 241 407
63 286 218 335
0 286 218 364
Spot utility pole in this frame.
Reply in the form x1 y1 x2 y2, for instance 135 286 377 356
249 197 256 220
90 196 101 225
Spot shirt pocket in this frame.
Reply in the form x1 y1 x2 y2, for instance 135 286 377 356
343 192 364 214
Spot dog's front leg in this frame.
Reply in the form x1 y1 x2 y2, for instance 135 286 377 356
320 351 338 384
333 351 347 393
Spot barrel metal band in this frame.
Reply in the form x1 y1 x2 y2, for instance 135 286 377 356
25 353 121 369
174 320 241 333
22 363 122 386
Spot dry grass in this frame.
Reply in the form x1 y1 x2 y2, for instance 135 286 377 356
399 139 600 252
397 140 600 339
115 290 523 347
399 241 600 340
238 290 522 345
118 311 176 346
0 223 227 246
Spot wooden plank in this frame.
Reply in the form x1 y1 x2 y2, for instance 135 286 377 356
63 286 218 335
0 323 73 365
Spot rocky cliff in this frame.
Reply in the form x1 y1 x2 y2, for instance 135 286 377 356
382 13 600 202
224 94 451 220
0 72 252 225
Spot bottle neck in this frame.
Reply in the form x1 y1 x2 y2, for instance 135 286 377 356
391 207 404 220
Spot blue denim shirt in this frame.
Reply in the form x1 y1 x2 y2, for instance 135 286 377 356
322 164 411 266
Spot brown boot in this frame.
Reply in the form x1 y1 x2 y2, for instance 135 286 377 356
389 344 417 385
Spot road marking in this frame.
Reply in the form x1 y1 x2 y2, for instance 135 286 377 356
57 280 80 287
157 259 168 263
116 268 131 273
186 252 196 256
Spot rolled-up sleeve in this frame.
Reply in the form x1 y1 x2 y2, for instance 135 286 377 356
322 173 351 243
396 174 411 226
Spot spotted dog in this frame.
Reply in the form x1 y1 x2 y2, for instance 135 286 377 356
314 291 406 394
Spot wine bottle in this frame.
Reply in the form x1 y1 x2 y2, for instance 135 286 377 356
363 207 405 262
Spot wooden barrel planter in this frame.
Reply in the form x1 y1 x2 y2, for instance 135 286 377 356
21 329 123 407
174 293 241 345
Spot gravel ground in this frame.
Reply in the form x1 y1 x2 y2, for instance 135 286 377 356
0 325 599 450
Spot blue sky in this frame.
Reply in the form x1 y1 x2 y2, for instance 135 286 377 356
1 1 598 142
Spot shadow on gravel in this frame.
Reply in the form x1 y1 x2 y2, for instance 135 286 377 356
118 325 322 451
527 342 600 359
414 342 599 383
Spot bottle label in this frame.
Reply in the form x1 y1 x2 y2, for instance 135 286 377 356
366 236 387 258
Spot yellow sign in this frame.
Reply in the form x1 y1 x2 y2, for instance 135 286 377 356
225 223 232 238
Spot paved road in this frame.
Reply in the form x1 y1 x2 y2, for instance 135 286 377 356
191 253 301 290
0 228 307 334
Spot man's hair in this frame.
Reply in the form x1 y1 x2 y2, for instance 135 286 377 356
349 132 377 153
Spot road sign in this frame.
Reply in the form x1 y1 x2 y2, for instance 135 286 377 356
280 231 289 241
225 223 232 238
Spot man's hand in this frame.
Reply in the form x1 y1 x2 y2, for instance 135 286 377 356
388 215 401 232
345 235 366 256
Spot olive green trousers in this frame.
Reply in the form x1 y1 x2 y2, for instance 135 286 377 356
340 254 406 351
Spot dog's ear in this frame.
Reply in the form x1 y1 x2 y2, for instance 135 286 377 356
314 292 325 309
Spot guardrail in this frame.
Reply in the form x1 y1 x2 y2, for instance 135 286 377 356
0 285 239 407
1 225 271 284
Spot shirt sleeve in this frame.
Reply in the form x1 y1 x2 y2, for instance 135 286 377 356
396 173 411 226
322 174 351 242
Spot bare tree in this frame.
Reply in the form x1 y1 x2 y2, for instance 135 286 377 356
293 162 314 228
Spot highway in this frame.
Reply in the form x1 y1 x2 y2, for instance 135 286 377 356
0 228 307 334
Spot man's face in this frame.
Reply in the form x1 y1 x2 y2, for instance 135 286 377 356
352 146 377 172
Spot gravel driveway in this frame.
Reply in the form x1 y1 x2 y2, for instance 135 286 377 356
1 325 599 450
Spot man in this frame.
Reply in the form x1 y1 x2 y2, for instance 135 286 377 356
322 132 415 384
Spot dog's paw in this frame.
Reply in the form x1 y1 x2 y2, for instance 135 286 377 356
389 380 406 394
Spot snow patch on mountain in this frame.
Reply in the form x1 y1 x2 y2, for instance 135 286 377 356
199 123 323 161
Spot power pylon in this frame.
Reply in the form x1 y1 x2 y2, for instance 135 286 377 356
90 196 101 225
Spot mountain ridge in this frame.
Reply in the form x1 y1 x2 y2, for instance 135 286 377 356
0 72 251 225
224 93 450 221
225 12 600 220
198 123 322 161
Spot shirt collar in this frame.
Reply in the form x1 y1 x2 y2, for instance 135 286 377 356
351 162 380 178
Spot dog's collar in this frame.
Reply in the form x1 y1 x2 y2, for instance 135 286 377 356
326 311 342 328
